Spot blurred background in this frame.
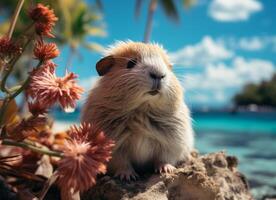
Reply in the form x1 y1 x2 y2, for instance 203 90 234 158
1 0 276 198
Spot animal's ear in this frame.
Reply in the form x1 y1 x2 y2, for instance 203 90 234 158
96 56 114 76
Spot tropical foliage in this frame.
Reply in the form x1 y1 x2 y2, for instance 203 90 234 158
135 0 196 42
234 74 276 107
0 0 105 89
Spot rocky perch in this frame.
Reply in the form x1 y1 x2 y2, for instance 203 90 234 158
83 152 254 200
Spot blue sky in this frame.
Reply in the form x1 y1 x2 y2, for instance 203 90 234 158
54 0 276 109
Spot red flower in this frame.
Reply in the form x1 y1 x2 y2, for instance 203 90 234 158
35 23 55 38
29 3 58 38
27 68 83 110
0 37 22 59
28 100 48 116
56 123 114 194
33 41 59 61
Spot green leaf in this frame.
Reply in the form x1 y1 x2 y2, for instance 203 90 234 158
159 0 179 21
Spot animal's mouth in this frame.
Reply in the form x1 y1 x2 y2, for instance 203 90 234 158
148 90 159 96
148 79 162 96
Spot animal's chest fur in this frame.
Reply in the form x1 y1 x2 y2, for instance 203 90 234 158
124 112 175 164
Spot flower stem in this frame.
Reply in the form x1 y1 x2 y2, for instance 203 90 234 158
2 139 63 157
0 42 39 127
7 0 25 39
10 60 43 99
0 37 32 94
0 97 11 129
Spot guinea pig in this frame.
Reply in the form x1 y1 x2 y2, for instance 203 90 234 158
81 41 194 181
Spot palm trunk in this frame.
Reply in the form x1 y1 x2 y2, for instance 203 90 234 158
143 0 157 43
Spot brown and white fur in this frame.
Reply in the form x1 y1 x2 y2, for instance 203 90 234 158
81 41 194 180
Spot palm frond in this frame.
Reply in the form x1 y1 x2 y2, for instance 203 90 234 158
86 27 106 37
82 42 104 53
95 0 103 10
183 0 197 8
159 0 179 21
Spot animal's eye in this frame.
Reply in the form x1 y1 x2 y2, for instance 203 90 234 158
127 58 137 69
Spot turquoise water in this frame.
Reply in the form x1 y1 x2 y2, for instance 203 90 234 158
193 112 276 134
52 110 276 134
192 112 276 199
51 110 276 199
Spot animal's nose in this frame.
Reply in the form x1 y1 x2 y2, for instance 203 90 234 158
149 72 166 80
149 72 165 91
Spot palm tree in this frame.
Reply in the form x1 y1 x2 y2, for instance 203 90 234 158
0 0 105 110
135 0 196 43
56 0 106 72
0 0 105 75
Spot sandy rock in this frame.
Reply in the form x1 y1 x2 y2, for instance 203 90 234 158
83 152 254 200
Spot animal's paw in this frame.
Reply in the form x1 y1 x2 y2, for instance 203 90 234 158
114 168 139 181
155 163 176 174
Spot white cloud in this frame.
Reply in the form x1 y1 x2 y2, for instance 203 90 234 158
208 0 262 22
239 37 264 51
169 36 233 67
188 93 210 103
184 57 274 90
267 36 276 51
219 35 276 52
187 90 226 104
183 57 275 105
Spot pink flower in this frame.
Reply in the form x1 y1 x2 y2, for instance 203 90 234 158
27 68 83 110
33 41 59 61
30 60 56 76
29 4 58 38
56 123 114 194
